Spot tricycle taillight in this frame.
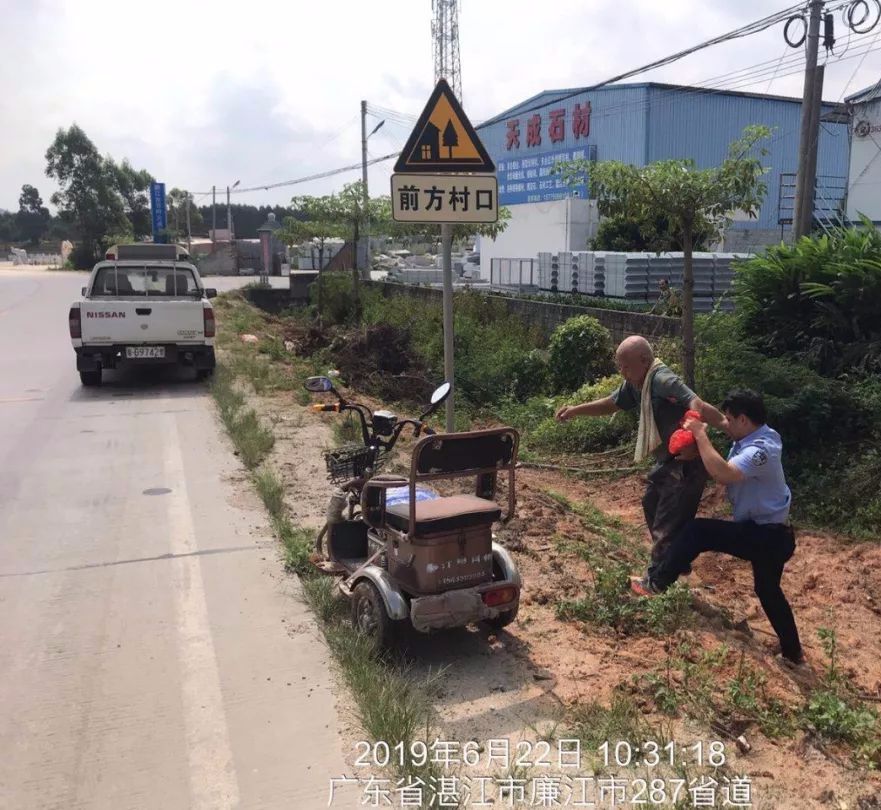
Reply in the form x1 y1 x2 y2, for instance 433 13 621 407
483 587 517 607
68 305 81 339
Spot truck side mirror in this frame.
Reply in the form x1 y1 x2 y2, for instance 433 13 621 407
205 288 218 299
81 287 87 296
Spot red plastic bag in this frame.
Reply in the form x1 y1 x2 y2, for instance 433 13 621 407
668 410 703 455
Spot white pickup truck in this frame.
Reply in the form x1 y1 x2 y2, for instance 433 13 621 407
68 243 217 386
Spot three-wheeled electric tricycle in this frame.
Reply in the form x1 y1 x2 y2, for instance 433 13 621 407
305 375 522 647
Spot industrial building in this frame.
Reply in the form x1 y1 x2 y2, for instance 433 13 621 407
846 79 881 225
475 82 851 282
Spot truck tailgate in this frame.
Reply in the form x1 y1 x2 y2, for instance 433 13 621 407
79 301 205 344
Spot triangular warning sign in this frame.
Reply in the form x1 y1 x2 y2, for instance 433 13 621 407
394 79 495 174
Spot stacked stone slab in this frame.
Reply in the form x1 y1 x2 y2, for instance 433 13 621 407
533 251 747 310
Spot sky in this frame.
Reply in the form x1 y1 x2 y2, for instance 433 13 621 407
1 0 880 213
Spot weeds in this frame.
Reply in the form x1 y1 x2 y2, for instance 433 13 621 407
213 332 448 805
211 366 275 468
557 558 692 636
254 467 285 517
569 692 651 753
800 628 881 768
333 414 363 446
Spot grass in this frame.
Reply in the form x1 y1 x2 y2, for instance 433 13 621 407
634 632 881 769
546 490 692 636
211 316 450 804
211 366 275 468
799 627 881 768
556 561 692 637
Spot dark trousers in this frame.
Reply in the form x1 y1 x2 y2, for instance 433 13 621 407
643 459 708 579
653 518 803 662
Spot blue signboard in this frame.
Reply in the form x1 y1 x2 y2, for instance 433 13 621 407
150 181 167 243
497 147 589 206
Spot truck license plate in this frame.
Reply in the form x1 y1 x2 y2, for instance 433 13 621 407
126 346 165 359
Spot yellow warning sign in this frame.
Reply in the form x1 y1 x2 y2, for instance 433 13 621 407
394 79 495 174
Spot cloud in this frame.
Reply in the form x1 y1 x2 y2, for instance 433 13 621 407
1 0 879 211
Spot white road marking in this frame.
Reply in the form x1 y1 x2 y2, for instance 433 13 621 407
164 414 240 809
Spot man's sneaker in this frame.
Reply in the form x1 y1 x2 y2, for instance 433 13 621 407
630 576 660 597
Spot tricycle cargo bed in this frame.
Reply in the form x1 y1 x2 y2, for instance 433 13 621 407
388 523 494 594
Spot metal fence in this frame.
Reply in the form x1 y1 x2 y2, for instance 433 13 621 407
489 258 536 291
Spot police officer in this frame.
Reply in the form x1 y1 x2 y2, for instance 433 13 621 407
634 389 804 666
556 336 727 589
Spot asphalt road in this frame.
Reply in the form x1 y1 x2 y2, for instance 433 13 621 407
0 269 351 809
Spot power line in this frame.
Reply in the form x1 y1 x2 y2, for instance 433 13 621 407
190 152 400 197
369 26 879 141
477 2 807 128
190 2 881 203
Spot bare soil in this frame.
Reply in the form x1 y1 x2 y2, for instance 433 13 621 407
223 331 881 808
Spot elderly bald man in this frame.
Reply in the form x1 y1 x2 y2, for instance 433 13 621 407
556 336 727 588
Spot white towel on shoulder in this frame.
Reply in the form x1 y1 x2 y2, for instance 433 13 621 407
634 359 664 463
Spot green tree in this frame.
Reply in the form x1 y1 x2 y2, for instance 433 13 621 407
590 212 714 252
108 159 154 238
280 183 390 321
384 202 512 245
337 181 392 315
555 125 770 386
0 210 17 244
166 188 204 243
45 125 129 265
280 195 347 325
15 185 51 246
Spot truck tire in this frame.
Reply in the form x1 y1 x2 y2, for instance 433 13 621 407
79 369 102 386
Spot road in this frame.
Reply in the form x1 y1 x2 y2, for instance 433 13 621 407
0 269 351 809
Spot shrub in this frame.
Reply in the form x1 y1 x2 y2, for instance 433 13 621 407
509 350 550 401
311 271 360 326
502 375 637 455
695 313 881 534
548 315 616 393
361 287 547 408
734 218 881 377
556 556 691 636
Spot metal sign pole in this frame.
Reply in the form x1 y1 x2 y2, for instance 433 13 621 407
441 222 455 433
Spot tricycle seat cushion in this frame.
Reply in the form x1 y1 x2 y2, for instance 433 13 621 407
386 495 501 534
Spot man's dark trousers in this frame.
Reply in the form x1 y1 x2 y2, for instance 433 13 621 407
643 459 708 581
653 518 803 662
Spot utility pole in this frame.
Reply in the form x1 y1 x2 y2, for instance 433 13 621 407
441 223 454 432
431 0 463 432
211 185 216 244
794 0 824 238
226 185 232 241
185 191 192 253
361 100 368 277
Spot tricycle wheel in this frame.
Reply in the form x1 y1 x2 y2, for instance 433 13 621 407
351 581 398 649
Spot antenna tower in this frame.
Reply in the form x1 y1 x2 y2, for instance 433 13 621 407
431 0 462 100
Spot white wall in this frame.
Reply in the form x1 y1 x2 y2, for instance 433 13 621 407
478 198 598 281
847 98 881 223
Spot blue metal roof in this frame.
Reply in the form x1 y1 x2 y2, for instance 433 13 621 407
845 79 881 105
477 81 846 130
477 82 850 230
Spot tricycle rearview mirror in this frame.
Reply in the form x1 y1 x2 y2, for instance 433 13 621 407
304 375 334 393
430 381 452 406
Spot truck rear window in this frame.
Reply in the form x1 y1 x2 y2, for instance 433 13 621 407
92 266 198 296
